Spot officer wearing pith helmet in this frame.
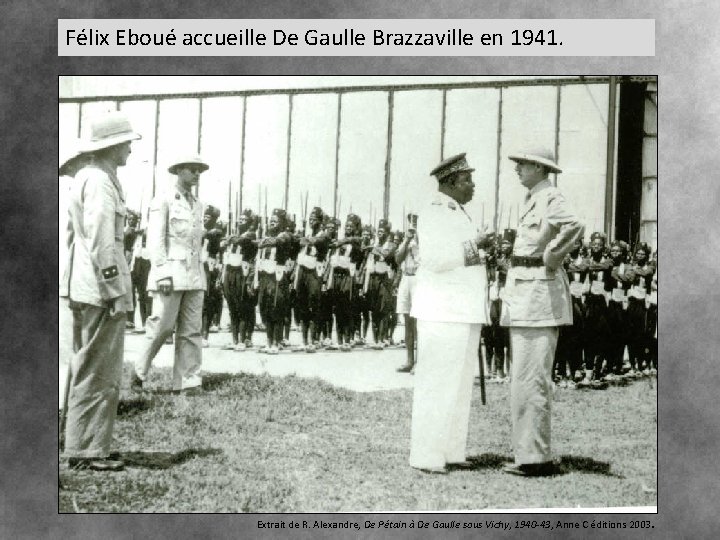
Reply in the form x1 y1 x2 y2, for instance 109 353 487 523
408 153 490 474
60 111 141 471
133 154 210 393
501 147 584 476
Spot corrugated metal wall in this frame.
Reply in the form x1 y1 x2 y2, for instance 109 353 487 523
60 78 624 238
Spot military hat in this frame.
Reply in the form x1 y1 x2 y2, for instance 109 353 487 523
501 228 517 244
346 213 361 227
377 219 391 232
204 205 220 219
329 217 341 228
241 208 254 217
430 153 475 182
168 155 209 175
79 111 141 153
610 239 629 252
590 231 607 243
361 224 374 235
310 206 324 220
508 147 561 173
272 208 288 221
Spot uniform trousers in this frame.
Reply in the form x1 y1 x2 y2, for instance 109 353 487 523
509 326 558 464
65 303 125 458
135 289 203 390
409 320 480 469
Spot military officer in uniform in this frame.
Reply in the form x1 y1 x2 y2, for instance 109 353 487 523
131 155 209 393
501 148 584 477
409 153 490 474
60 111 141 471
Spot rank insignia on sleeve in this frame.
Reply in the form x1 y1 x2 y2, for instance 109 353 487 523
102 265 119 279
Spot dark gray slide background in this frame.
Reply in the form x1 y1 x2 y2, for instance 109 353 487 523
2 0 716 537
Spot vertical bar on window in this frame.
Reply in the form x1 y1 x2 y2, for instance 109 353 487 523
553 85 561 187
440 89 447 161
284 94 294 212
151 99 160 198
493 88 503 233
383 90 394 220
77 102 83 138
239 95 247 220
333 93 343 219
605 77 618 237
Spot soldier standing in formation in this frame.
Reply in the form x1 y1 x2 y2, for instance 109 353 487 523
554 237 587 387
255 209 297 354
294 207 331 352
222 209 258 351
395 214 419 373
201 205 224 348
362 219 397 349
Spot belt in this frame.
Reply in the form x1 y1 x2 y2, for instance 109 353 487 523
511 255 545 267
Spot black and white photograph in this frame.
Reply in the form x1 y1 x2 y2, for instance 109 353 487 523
57 75 658 513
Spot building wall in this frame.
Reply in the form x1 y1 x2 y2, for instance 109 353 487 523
59 77 615 238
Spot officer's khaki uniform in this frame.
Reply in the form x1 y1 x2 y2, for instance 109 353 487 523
136 187 206 390
501 178 584 464
409 191 488 469
60 159 133 458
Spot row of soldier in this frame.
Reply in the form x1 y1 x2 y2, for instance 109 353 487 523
483 229 658 389
123 204 417 356
126 196 658 389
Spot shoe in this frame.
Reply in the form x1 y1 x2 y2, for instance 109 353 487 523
306 344 317 353
125 322 135 330
209 325 219 333
68 457 125 472
396 364 414 373
371 342 384 350
566 381 576 389
649 368 657 375
281 339 291 348
267 346 279 355
590 380 608 390
340 343 352 352
503 462 556 477
222 342 236 350
415 466 447 475
132 327 146 334
130 373 143 392
165 335 174 345
244 340 253 348
201 339 209 348
234 343 246 352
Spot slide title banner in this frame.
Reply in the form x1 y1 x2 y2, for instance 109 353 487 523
58 19 654 56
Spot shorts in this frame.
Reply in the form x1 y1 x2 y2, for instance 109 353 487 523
396 274 416 315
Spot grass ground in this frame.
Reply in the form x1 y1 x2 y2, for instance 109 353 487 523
59 365 657 513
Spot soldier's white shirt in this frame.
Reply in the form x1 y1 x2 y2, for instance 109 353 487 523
411 191 488 324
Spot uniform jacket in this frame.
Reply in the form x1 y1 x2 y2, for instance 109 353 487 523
501 179 584 327
59 160 133 311
146 186 207 291
411 191 488 324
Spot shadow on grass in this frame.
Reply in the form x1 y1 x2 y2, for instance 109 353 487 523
201 372 248 391
556 455 625 478
449 453 623 478
117 397 153 418
118 448 223 469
